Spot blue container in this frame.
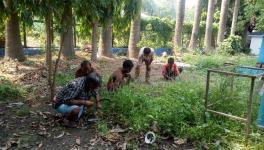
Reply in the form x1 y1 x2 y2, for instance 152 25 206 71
258 37 264 63
257 94 264 127
155 48 172 56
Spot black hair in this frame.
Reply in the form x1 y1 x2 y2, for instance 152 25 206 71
81 60 91 68
85 72 101 89
168 57 174 63
143 47 151 55
123 59 134 69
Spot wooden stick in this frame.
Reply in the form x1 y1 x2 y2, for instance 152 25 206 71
245 77 255 146
204 70 211 122
208 69 257 78
207 109 247 122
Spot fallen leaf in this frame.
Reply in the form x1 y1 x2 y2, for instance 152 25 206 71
38 141 43 148
54 132 65 139
122 142 127 150
174 138 187 145
76 137 81 145
110 127 127 133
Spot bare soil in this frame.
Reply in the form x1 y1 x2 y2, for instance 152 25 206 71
0 51 194 149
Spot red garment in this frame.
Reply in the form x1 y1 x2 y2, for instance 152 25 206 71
162 63 180 77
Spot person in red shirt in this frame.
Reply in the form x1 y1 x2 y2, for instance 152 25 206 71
162 57 182 80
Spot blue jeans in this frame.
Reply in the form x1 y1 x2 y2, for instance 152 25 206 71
56 104 84 119
257 95 264 126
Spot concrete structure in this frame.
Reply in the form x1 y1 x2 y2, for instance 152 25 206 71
249 32 264 55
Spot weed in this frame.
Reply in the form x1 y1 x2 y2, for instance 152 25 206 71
56 72 74 86
96 121 110 136
0 76 27 101
12 105 31 117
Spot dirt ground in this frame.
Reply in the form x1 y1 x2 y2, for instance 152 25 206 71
0 52 194 150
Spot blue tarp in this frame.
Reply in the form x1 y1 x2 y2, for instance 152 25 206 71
235 67 264 76
112 48 173 56
0 47 173 57
257 95 264 126
0 47 81 57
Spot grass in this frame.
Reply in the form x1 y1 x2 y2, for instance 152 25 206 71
56 72 74 86
99 53 264 149
182 54 258 70
11 105 31 117
0 76 27 102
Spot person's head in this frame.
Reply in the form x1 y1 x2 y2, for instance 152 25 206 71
168 57 174 66
143 47 151 56
122 59 134 73
81 60 92 71
85 72 101 91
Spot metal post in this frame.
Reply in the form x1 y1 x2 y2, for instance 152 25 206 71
245 77 255 146
204 70 211 122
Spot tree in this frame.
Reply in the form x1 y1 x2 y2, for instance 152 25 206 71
174 0 186 50
98 0 122 58
127 0 142 58
75 0 104 62
3 0 25 61
204 0 216 52
217 0 229 45
189 0 203 51
231 0 240 35
61 1 74 58
99 17 113 57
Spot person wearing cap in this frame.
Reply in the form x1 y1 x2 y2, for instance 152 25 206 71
52 72 101 127
135 47 155 83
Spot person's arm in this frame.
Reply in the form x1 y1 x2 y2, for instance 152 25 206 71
162 65 172 80
107 75 115 91
175 64 180 76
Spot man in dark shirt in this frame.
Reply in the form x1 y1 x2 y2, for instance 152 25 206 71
52 72 101 127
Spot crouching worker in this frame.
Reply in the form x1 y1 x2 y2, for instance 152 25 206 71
135 47 154 83
75 60 100 78
162 57 182 80
52 72 101 127
107 60 134 91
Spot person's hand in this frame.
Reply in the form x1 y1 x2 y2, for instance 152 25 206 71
96 102 102 111
83 101 94 107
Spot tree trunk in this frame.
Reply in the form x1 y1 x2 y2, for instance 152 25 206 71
128 0 142 59
189 0 202 51
91 21 98 62
242 22 249 47
99 18 112 57
23 22 27 48
204 0 216 52
45 5 53 99
231 0 240 35
4 0 25 61
61 1 74 59
174 0 186 50
217 0 229 45
73 18 77 47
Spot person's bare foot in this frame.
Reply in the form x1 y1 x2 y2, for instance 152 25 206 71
63 118 77 128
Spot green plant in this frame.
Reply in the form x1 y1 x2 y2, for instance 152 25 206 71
96 121 110 136
12 105 31 117
217 35 245 55
56 72 74 86
0 77 27 101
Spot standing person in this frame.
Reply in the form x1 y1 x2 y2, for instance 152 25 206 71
107 60 134 91
162 57 182 80
135 47 155 83
52 73 101 127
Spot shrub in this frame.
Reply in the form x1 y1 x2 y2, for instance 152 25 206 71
0 77 27 101
217 35 244 55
